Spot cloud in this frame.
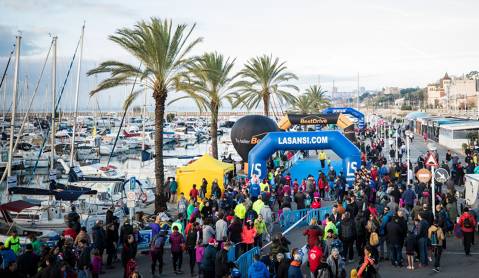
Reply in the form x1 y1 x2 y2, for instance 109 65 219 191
1 0 135 16
0 25 43 56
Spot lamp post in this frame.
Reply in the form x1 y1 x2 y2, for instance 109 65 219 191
428 143 437 217
405 130 414 185
394 122 399 162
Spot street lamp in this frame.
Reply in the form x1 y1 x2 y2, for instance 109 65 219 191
394 122 399 162
427 142 437 217
405 130 414 185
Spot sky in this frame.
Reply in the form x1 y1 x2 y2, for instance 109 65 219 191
1 0 479 111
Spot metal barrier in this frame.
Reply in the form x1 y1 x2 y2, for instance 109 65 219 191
235 247 260 278
279 207 332 229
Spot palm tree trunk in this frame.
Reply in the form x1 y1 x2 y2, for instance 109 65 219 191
263 93 270 116
211 103 219 159
154 89 167 212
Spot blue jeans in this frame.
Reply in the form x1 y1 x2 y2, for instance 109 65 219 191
78 270 89 278
418 237 428 266
390 244 403 265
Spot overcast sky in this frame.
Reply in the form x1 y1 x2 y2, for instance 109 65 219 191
1 0 479 111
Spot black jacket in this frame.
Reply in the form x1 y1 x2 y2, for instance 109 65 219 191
16 251 39 277
92 225 106 250
121 242 137 266
277 259 290 278
385 218 405 245
214 249 229 277
78 246 92 270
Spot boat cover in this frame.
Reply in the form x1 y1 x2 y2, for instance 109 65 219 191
0 200 40 213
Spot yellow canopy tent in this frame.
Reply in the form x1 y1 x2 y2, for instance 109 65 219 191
176 154 234 198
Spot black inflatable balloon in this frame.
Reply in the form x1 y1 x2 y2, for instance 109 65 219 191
231 115 279 161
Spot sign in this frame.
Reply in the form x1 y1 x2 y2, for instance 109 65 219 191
127 191 136 201
425 153 439 167
127 200 136 208
434 168 450 183
7 175 17 187
49 170 57 182
416 168 432 183
129 177 136 188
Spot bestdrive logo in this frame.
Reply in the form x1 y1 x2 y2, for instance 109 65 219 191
277 136 328 145
299 116 328 125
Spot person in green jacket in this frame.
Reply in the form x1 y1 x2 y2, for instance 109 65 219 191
254 214 269 247
186 200 196 221
323 217 338 240
5 230 21 255
28 234 43 255
234 201 246 220
252 196 265 215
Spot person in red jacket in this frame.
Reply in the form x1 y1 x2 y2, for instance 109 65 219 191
308 244 323 277
303 218 323 248
189 184 199 201
311 192 321 209
458 207 477 256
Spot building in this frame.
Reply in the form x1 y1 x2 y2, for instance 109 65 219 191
427 72 479 109
383 87 400 95
448 77 479 110
426 73 450 108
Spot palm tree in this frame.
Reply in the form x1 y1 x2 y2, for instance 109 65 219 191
305 85 330 112
291 94 313 114
171 52 237 159
233 55 298 115
87 18 202 211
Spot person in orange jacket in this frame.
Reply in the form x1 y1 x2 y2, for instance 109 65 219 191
458 207 477 256
241 219 257 253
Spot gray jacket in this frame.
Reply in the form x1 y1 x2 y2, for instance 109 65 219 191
215 219 228 241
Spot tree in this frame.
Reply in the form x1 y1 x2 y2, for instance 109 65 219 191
87 18 202 211
305 85 330 112
466 70 479 79
291 94 313 114
233 55 298 115
171 52 237 159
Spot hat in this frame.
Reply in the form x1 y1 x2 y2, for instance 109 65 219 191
314 192 320 198
208 238 217 245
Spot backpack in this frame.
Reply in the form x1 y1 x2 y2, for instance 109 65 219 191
463 217 473 229
150 233 165 251
331 239 343 253
317 267 331 278
430 230 439 246
369 232 379 246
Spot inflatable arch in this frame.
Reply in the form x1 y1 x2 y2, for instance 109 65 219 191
248 130 361 182
323 107 365 129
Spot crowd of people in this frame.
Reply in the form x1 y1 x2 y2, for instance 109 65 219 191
1 124 478 278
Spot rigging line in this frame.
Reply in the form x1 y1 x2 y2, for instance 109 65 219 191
0 39 54 184
107 62 143 166
0 43 15 90
30 33 82 177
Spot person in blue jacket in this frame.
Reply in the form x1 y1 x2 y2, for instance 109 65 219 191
0 242 17 270
250 183 261 202
248 254 269 278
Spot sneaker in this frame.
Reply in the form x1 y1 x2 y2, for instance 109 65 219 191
433 268 440 273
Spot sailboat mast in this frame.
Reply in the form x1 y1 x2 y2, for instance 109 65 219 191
7 36 21 178
2 74 6 132
142 82 147 151
51 36 57 170
70 24 85 167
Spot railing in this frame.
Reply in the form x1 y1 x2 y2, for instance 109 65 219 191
235 247 260 278
284 151 303 170
279 207 332 230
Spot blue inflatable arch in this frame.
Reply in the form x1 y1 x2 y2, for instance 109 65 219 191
323 107 365 129
248 130 361 182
